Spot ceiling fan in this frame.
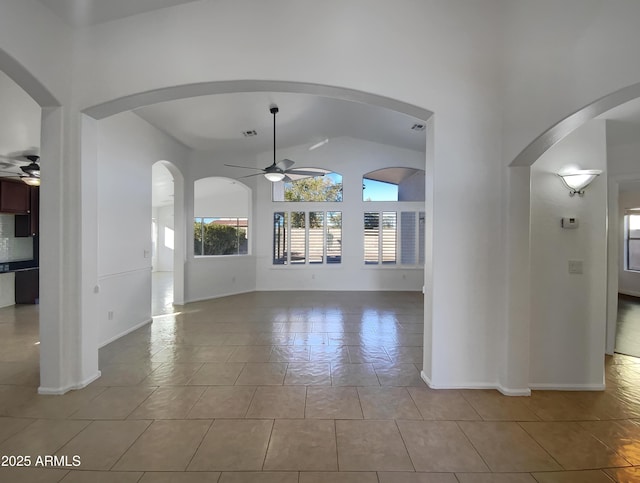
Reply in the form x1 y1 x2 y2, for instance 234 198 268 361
0 154 41 186
225 105 325 182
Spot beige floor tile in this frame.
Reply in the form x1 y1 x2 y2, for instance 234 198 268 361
5 386 106 419
347 346 391 363
228 346 274 362
458 421 560 472
285 362 332 385
128 386 205 419
605 466 640 482
377 473 459 483
93 363 162 386
455 474 537 482
373 363 425 386
70 386 156 420
532 469 616 482
56 420 151 470
187 362 245 385
0 419 90 458
235 363 287 385
139 472 221 482
0 468 69 483
524 391 601 421
305 386 363 419
331 364 380 386
246 385 306 418
357 386 421 419
309 346 350 363
140 362 204 385
300 472 379 483
397 420 487 472
264 419 337 470
521 421 632 470
187 385 256 418
270 346 311 362
59 471 143 483
579 420 640 465
0 416 34 443
408 387 481 420
113 420 211 471
461 390 540 421
384 346 424 363
188 419 273 471
218 472 299 483
336 420 413 471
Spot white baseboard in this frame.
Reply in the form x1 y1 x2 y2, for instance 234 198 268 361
38 370 102 395
99 318 152 348
185 289 255 304
421 371 531 396
619 290 640 298
529 382 605 391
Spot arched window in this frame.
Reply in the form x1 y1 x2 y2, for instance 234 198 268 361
273 169 343 202
193 177 251 256
362 167 425 201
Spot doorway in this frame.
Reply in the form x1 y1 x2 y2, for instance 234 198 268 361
152 161 176 315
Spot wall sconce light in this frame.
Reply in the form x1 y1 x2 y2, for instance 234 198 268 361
557 169 602 197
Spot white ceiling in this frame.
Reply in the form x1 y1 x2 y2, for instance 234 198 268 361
136 92 428 155
37 0 201 27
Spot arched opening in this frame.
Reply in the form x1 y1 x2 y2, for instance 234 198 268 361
79 80 433 391
152 161 186 314
507 81 640 392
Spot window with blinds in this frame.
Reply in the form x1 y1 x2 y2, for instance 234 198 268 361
273 211 342 265
364 211 424 266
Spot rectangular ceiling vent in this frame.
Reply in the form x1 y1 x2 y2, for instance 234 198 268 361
242 130 258 137
411 123 426 132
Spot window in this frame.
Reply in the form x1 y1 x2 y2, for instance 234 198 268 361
194 217 248 256
626 211 640 271
194 177 251 257
363 167 425 201
364 211 424 266
273 211 342 265
273 169 343 202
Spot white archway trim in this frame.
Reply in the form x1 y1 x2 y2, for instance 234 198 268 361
511 81 640 167
83 80 432 122
0 48 59 107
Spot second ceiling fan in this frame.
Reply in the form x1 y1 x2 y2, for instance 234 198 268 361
225 105 324 182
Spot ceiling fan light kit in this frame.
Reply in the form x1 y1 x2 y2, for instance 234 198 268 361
224 105 326 183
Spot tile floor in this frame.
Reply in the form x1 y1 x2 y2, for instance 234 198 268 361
1 291 640 482
616 294 640 358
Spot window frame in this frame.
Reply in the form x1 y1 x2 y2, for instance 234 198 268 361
194 216 249 257
363 210 425 267
626 211 640 272
272 210 342 266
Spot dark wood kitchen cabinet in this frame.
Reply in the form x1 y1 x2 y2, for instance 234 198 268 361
0 180 30 214
15 269 39 304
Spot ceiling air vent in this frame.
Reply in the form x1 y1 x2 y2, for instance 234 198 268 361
242 130 258 137
411 123 426 132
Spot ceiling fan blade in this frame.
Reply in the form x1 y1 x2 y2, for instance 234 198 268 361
276 159 295 171
224 163 264 171
237 172 266 179
282 175 293 183
286 169 326 177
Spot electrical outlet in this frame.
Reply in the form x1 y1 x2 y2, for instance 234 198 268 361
108 311 114 320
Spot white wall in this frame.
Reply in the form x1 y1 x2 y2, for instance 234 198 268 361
529 121 607 389
0 70 41 157
618 191 640 297
194 178 250 218
97 111 189 346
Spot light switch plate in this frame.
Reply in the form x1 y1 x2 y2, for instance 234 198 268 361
568 260 583 274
